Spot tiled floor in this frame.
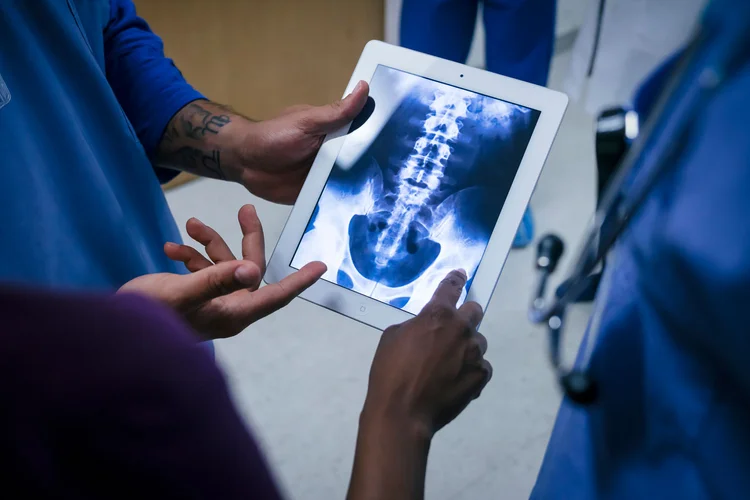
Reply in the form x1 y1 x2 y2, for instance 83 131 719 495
165 3 595 497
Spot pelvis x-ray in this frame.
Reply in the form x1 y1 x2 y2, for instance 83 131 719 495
292 66 540 315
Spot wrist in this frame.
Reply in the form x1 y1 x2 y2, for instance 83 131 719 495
231 119 260 172
156 100 258 183
208 117 259 184
360 399 433 445
349 402 432 500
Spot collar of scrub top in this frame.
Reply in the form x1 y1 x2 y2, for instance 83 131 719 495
527 5 750 405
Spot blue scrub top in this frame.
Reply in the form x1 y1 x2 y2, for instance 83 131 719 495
0 0 204 290
533 1 750 498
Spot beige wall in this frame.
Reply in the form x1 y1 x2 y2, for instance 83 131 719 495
133 0 384 188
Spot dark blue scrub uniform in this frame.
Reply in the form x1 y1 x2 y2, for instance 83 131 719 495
0 0 204 290
533 1 750 498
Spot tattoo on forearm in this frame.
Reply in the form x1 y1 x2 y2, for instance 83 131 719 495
173 146 225 179
157 100 235 178
180 102 231 139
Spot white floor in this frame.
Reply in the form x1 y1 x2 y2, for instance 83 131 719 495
166 5 595 498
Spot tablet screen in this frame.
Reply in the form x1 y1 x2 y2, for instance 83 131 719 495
291 65 540 315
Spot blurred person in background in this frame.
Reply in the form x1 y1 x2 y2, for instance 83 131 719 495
400 0 557 248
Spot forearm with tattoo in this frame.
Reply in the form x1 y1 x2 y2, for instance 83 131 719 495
156 100 255 180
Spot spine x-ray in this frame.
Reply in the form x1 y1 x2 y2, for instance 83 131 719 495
292 66 540 314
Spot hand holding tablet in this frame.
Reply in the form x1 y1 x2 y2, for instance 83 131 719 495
267 41 567 331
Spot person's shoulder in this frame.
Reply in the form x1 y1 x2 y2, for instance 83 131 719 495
0 286 215 393
0 288 282 499
99 290 197 344
0 285 192 344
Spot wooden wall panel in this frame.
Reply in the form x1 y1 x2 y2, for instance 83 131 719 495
133 0 384 189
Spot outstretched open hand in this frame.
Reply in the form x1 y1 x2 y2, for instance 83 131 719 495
119 205 325 340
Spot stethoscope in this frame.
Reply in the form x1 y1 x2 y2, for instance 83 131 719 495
527 14 750 405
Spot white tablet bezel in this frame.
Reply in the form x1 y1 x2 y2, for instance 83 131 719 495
266 40 568 331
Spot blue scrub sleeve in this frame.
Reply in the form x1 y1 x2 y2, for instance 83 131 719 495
103 0 205 182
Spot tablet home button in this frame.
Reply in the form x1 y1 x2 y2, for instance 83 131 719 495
359 305 367 313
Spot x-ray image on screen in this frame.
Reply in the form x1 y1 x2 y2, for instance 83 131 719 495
291 65 540 315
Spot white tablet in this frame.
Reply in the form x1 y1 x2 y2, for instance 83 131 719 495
266 40 567 331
